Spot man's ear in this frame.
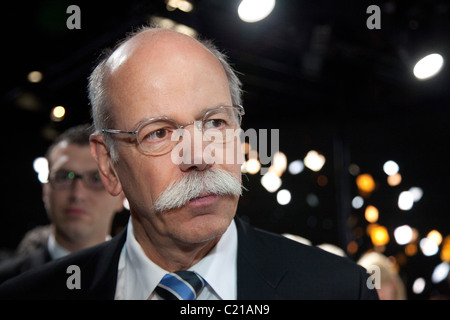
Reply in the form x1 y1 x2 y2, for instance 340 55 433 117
90 134 123 196
114 192 127 213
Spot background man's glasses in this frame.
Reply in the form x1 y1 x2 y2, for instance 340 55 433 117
48 170 104 191
102 105 245 156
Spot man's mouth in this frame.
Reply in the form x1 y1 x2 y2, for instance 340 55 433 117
65 207 87 216
186 193 219 208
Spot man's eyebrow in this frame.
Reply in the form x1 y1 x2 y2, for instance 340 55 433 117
130 105 228 128
195 104 234 119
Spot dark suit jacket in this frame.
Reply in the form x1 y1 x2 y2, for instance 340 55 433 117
0 246 51 285
0 218 378 299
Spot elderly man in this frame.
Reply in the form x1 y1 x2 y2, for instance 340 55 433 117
0 124 124 284
0 27 377 300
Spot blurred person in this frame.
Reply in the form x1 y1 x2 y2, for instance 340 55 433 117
282 233 347 257
15 225 52 256
0 27 378 299
358 251 406 300
0 124 124 284
316 243 347 257
282 233 312 246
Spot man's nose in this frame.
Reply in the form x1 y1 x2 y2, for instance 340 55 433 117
176 124 212 172
69 178 89 200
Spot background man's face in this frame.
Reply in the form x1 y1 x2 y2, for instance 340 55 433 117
43 143 122 242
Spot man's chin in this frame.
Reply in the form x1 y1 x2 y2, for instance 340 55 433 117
170 211 233 246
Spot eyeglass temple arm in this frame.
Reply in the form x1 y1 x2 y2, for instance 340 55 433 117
235 105 245 115
102 129 137 135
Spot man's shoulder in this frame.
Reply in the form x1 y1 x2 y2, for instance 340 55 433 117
241 220 357 272
0 230 126 299
0 247 50 285
236 218 378 299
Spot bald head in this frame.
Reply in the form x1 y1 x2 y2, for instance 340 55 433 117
106 28 212 75
88 27 242 150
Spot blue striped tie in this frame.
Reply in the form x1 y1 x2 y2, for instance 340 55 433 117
155 271 206 300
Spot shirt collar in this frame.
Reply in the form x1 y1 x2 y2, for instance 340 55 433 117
189 219 237 300
123 217 237 300
47 232 113 261
47 232 70 260
122 219 166 299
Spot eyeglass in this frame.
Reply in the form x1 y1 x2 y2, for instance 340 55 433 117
102 105 245 156
48 170 105 191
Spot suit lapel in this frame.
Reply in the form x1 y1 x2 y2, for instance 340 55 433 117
83 228 127 299
235 217 288 299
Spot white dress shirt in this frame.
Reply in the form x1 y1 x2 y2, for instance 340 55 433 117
47 233 112 260
114 218 238 300
47 233 70 260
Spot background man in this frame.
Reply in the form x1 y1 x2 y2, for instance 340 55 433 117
0 124 124 283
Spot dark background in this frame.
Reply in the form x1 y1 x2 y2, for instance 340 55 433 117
1 0 450 299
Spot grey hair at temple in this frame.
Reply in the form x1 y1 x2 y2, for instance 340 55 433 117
87 26 243 160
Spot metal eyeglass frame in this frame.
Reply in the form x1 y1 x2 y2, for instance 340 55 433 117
101 105 245 156
48 170 104 190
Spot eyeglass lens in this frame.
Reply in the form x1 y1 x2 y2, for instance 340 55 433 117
49 170 104 190
136 106 241 155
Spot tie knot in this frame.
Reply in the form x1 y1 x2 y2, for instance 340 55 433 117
155 271 206 300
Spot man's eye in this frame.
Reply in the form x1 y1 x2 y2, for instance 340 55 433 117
90 172 102 183
54 171 72 181
147 129 169 140
204 119 226 129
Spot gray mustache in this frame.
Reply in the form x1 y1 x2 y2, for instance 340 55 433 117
153 168 243 213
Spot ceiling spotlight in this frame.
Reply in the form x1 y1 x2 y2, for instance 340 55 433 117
383 160 399 176
304 150 326 172
276 189 291 205
364 205 379 223
27 71 43 83
51 106 66 122
245 158 261 174
261 171 282 193
398 191 414 211
412 277 426 294
420 237 439 256
238 0 276 23
33 157 49 183
394 225 413 245
413 53 444 80
351 196 364 209
431 262 450 284
356 173 375 193
166 0 193 12
288 160 304 175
